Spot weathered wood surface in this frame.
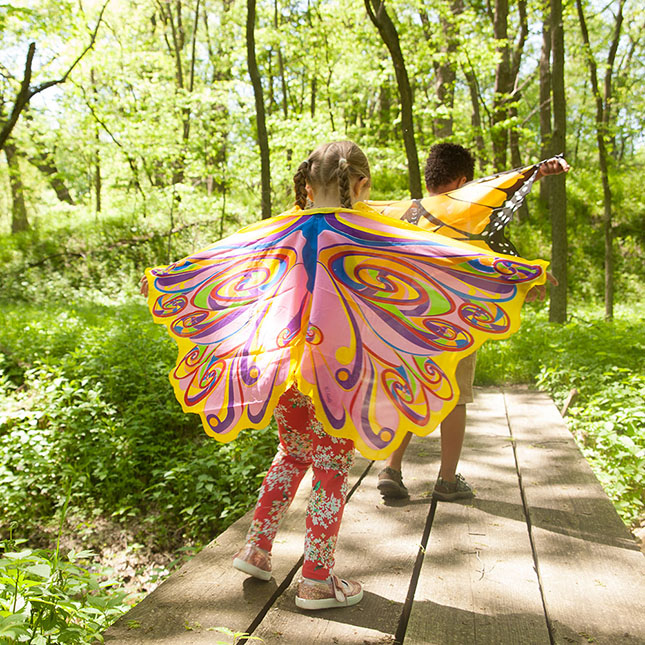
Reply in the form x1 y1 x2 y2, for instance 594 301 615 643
506 389 645 645
104 388 645 644
405 389 550 645
104 457 372 644
251 418 437 645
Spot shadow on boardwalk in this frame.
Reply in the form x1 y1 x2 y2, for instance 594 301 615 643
104 388 645 645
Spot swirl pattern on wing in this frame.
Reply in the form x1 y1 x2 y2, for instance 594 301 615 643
145 204 547 459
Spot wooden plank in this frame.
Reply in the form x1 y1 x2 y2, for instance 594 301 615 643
505 388 645 645
405 388 550 645
104 456 371 644
250 432 438 644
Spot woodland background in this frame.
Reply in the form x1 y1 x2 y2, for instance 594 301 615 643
0 0 643 641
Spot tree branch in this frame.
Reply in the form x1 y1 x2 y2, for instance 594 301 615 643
0 0 109 152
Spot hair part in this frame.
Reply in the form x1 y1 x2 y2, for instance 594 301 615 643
424 143 475 191
293 140 371 209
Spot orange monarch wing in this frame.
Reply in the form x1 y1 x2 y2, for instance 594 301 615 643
369 160 547 255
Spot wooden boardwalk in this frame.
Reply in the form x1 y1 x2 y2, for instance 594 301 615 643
104 388 645 644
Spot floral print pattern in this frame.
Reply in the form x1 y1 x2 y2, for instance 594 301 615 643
245 386 354 580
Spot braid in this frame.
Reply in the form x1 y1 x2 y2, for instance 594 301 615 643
301 140 370 208
337 157 352 209
293 160 310 209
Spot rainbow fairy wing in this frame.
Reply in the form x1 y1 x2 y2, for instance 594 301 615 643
146 214 310 439
369 161 542 255
297 205 545 458
146 205 547 459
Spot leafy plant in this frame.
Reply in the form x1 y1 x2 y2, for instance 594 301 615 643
478 304 645 528
0 540 130 644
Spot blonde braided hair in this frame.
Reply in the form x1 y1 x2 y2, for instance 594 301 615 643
293 141 370 209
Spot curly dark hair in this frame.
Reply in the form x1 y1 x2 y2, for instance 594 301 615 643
424 143 475 192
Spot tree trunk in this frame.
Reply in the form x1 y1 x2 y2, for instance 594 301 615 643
274 0 288 119
507 0 528 180
90 68 101 214
463 63 488 171
491 0 512 170
247 0 272 218
378 82 392 144
576 0 623 320
5 140 30 233
95 127 102 214
509 103 529 222
365 0 422 198
539 4 552 204
28 150 74 204
157 0 198 185
548 0 567 323
428 0 463 139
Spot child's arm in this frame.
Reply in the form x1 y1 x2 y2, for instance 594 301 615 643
536 156 570 180
139 275 149 297
525 271 558 302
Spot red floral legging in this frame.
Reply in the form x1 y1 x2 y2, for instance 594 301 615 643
245 386 355 580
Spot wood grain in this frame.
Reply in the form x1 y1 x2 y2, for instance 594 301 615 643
505 388 645 645
405 389 550 645
104 456 371 644
251 426 438 644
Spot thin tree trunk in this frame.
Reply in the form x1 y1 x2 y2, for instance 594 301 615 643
378 83 392 144
548 0 567 323
364 0 421 198
462 60 488 171
421 0 463 139
539 2 552 204
95 127 101 215
491 0 512 170
576 0 623 320
91 68 101 214
247 0 272 218
28 150 74 204
5 140 30 233
509 104 529 222
274 0 288 119
157 0 197 184
507 0 528 184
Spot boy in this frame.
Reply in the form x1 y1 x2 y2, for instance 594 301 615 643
377 143 568 500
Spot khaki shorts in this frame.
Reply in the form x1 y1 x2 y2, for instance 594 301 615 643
455 352 476 405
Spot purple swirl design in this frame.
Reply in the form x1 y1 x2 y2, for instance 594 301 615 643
458 302 510 333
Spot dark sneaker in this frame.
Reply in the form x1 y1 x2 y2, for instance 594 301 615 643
377 466 409 499
432 473 474 501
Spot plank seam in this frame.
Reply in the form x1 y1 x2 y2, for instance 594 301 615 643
394 498 438 645
503 389 556 645
239 458 375 644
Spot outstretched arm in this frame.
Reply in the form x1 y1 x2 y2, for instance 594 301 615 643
536 156 570 180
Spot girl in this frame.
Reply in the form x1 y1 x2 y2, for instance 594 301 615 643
143 140 546 612
232 141 369 610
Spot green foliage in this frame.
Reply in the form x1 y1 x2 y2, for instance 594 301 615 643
0 538 130 644
0 295 277 548
478 304 645 527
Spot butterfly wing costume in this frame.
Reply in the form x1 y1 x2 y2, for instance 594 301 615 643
145 190 547 460
368 161 543 255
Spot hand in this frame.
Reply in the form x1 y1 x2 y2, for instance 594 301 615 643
525 271 558 302
139 274 149 297
537 156 570 179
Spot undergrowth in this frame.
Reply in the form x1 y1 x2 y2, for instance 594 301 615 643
477 303 645 528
